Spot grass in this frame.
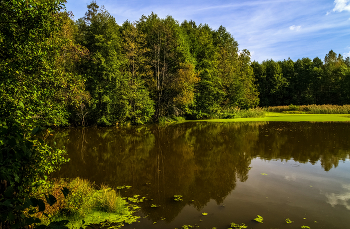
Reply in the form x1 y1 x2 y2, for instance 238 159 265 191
32 178 139 228
194 112 350 122
267 104 350 114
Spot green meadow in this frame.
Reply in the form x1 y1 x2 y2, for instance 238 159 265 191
199 112 350 122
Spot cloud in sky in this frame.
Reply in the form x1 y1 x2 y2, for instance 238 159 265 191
344 51 350 57
65 0 350 62
289 25 301 31
333 0 350 12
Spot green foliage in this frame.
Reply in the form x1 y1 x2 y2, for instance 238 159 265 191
0 0 88 127
253 50 350 107
0 123 69 228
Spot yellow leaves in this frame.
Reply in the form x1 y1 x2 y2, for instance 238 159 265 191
172 63 200 107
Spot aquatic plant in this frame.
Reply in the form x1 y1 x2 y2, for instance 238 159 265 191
230 222 248 228
180 225 195 229
127 195 146 203
173 195 183 201
116 185 132 190
253 215 264 223
285 218 293 223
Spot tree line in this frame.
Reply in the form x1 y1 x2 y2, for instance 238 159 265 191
252 51 350 107
3 1 350 128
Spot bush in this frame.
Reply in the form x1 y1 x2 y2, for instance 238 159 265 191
32 178 139 228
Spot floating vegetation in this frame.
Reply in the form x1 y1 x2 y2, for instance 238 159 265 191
229 222 248 228
253 215 264 223
127 195 146 203
260 173 268 175
178 225 197 229
174 195 183 201
301 226 310 229
285 218 293 224
116 185 132 190
202 212 208 216
151 204 160 208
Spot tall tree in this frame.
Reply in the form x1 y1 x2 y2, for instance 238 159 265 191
76 2 126 125
137 13 196 119
119 21 154 124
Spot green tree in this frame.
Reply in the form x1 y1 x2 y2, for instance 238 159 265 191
0 0 72 227
232 49 259 108
137 13 195 119
76 2 126 125
181 22 223 118
119 21 155 124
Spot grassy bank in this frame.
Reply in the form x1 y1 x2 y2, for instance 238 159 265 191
196 112 350 122
32 178 139 228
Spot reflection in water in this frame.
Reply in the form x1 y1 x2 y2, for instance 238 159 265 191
49 122 350 228
325 184 350 210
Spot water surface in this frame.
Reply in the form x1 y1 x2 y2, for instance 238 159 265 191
50 122 350 229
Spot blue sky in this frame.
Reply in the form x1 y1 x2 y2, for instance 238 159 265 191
65 0 350 63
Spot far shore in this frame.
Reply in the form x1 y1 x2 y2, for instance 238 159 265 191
194 112 350 122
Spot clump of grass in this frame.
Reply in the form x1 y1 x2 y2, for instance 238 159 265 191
32 178 139 228
218 107 266 119
267 104 350 114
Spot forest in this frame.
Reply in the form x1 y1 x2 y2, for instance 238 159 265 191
3 1 350 128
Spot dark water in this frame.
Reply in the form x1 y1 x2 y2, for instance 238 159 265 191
50 122 350 229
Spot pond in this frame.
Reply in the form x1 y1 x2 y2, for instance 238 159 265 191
50 122 350 229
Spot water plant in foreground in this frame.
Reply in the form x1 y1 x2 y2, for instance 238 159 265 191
253 215 264 223
173 195 183 201
32 178 139 228
229 222 248 228
285 218 293 223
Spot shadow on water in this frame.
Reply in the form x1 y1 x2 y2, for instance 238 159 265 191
49 122 350 228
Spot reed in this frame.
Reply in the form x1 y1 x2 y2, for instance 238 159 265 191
266 104 350 114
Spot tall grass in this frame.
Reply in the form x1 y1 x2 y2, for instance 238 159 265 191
218 107 266 119
32 178 139 228
266 104 350 114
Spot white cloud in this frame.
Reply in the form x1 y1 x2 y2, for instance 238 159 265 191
333 0 350 12
289 25 301 31
344 51 350 57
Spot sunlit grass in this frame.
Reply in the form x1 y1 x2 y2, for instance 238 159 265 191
195 112 350 122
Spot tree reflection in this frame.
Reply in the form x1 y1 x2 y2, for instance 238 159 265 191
49 122 350 222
